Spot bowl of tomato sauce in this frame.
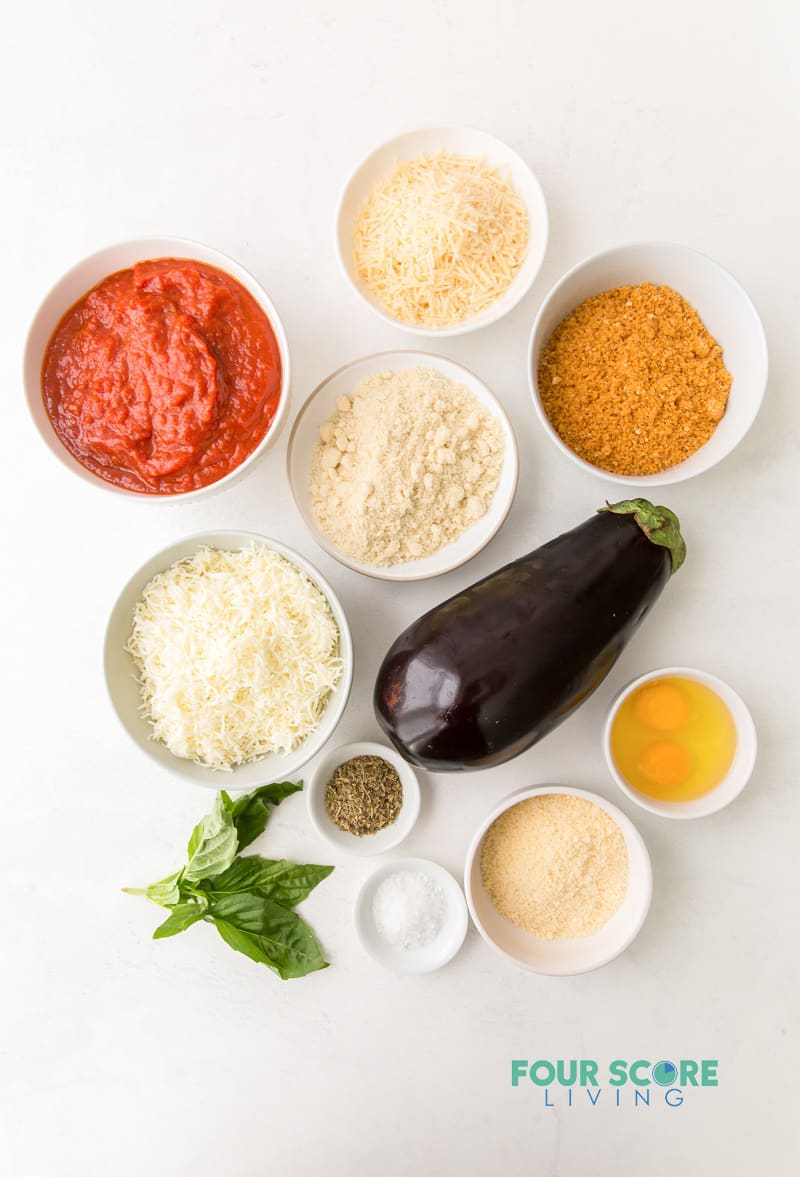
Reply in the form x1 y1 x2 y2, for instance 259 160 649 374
24 237 290 498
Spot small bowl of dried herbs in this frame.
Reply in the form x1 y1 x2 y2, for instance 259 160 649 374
306 740 421 855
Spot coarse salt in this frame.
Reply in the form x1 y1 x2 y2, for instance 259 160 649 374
372 871 447 951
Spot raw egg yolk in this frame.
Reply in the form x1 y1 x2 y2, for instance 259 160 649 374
634 682 691 733
639 740 693 789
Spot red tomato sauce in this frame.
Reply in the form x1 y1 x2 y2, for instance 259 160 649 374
41 258 283 494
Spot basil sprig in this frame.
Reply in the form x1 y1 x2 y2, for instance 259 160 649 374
125 782 333 980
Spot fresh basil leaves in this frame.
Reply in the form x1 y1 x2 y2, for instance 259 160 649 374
207 856 333 908
125 782 331 980
184 792 238 882
212 894 329 979
229 780 302 851
153 901 208 939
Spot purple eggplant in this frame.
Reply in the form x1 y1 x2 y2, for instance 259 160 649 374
374 499 686 771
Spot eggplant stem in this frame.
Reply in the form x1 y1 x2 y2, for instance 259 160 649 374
601 498 687 574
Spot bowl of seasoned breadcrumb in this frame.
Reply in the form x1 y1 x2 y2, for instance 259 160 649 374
528 241 768 486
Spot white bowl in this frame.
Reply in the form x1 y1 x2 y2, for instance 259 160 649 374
24 237 291 500
528 241 768 486
603 666 758 819
464 786 652 976
287 350 519 581
335 125 549 337
355 857 469 974
306 740 421 856
103 531 353 789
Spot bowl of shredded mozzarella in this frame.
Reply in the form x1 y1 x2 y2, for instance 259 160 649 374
104 531 353 788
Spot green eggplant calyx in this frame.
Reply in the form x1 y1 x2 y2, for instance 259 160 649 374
601 499 687 575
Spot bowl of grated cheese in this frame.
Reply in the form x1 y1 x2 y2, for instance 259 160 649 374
104 531 353 789
335 125 548 336
464 785 653 975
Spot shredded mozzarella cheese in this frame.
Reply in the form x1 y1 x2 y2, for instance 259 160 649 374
353 152 529 327
126 546 342 771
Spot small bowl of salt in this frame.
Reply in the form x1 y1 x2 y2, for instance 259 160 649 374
354 857 469 974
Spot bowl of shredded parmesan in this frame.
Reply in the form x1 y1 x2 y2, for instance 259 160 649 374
336 125 548 335
104 532 353 787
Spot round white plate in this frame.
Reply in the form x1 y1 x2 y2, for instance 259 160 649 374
355 857 469 974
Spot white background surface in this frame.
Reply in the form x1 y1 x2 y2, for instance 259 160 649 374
3 2 798 1173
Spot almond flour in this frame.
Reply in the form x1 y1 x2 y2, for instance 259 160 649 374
480 794 628 939
309 367 504 567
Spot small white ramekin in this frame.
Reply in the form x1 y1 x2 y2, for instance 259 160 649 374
603 666 757 818
306 739 421 856
355 857 468 974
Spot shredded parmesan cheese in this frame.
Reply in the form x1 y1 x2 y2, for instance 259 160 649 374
353 151 529 327
126 546 342 771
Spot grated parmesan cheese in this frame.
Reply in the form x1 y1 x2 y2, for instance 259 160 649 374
353 151 529 327
126 546 342 771
480 795 629 939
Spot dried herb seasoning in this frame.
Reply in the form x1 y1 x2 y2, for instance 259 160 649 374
324 754 403 836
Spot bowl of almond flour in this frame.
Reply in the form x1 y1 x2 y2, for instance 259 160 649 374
287 351 519 581
464 786 653 975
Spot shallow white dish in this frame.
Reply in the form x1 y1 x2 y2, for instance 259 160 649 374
24 237 291 500
335 124 548 337
603 666 757 819
355 857 469 974
104 531 353 790
306 740 421 856
464 785 652 976
287 350 519 581
528 241 768 486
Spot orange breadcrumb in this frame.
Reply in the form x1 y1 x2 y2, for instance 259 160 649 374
538 283 732 475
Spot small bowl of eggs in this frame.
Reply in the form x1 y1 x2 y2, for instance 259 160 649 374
603 666 757 819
